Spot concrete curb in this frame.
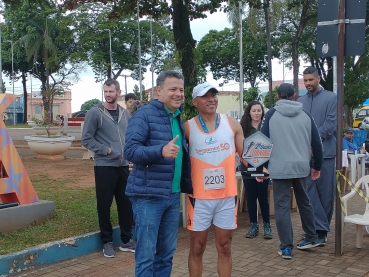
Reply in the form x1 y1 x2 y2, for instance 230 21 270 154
0 212 181 276
0 227 122 277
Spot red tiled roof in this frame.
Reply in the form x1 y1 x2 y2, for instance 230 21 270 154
217 91 240 96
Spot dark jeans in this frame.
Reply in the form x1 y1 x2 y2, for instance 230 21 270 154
241 164 270 223
94 166 132 244
243 178 270 223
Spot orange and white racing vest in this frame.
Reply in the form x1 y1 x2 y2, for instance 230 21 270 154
188 114 237 199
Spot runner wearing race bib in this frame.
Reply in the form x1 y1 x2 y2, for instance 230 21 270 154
184 82 246 277
188 113 237 198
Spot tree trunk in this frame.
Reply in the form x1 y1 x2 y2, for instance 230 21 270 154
292 39 299 96
292 4 310 97
43 39 53 124
263 2 273 108
172 0 197 119
21 72 28 123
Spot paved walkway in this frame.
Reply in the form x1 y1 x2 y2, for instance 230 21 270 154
8 129 369 277
15 206 369 277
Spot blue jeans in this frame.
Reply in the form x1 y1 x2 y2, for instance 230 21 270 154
130 193 180 277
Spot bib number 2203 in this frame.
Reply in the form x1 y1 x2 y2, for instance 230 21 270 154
203 167 226 190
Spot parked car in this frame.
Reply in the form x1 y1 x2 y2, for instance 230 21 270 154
353 106 369 127
361 117 369 129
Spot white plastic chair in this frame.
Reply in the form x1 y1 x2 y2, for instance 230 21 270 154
347 153 366 187
342 175 369 248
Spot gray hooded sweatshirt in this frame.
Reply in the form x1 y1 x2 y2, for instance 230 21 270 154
297 88 337 158
261 99 323 179
82 103 130 167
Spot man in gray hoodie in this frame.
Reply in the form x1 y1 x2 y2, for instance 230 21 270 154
82 78 135 258
260 83 323 259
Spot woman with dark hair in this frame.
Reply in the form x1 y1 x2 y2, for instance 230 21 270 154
240 100 272 239
129 100 148 116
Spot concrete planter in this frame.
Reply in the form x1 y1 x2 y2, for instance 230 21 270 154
24 135 75 160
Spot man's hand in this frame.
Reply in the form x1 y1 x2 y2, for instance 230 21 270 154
129 162 133 172
255 167 269 183
107 148 112 155
162 135 180 158
311 169 320 180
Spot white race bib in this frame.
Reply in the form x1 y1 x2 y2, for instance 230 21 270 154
202 167 226 190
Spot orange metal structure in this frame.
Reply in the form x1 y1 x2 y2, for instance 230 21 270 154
0 94 39 204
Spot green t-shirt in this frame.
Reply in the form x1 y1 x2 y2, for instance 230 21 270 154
165 108 183 193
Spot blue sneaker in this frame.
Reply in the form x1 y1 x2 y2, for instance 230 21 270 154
278 248 292 259
246 222 259 238
103 242 116 258
297 239 321 249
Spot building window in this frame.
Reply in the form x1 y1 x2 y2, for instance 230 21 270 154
227 110 240 120
34 105 42 116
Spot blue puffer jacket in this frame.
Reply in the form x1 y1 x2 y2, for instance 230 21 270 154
124 99 192 198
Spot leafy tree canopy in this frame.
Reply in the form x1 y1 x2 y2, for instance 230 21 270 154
62 0 227 19
2 0 83 123
243 86 261 105
61 0 229 120
197 20 268 88
81 98 101 111
68 2 177 82
133 84 148 101
263 86 278 107
3 0 82 89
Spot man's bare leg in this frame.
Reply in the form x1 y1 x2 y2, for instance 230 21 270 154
188 230 208 277
214 226 233 277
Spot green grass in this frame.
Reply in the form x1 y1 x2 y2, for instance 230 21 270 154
5 123 32 128
0 174 118 255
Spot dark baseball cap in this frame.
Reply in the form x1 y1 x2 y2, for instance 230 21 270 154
345 127 354 133
277 83 295 99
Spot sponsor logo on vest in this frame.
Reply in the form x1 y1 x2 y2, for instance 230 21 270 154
205 136 218 145
195 143 231 155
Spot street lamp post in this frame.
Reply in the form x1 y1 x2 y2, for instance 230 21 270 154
150 16 154 99
5 40 15 126
104 29 112 78
239 1 243 120
137 0 142 101
122 75 129 95
120 70 132 95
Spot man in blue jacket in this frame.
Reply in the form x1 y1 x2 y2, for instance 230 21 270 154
342 127 366 153
124 70 192 277
297 66 337 245
261 83 323 259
